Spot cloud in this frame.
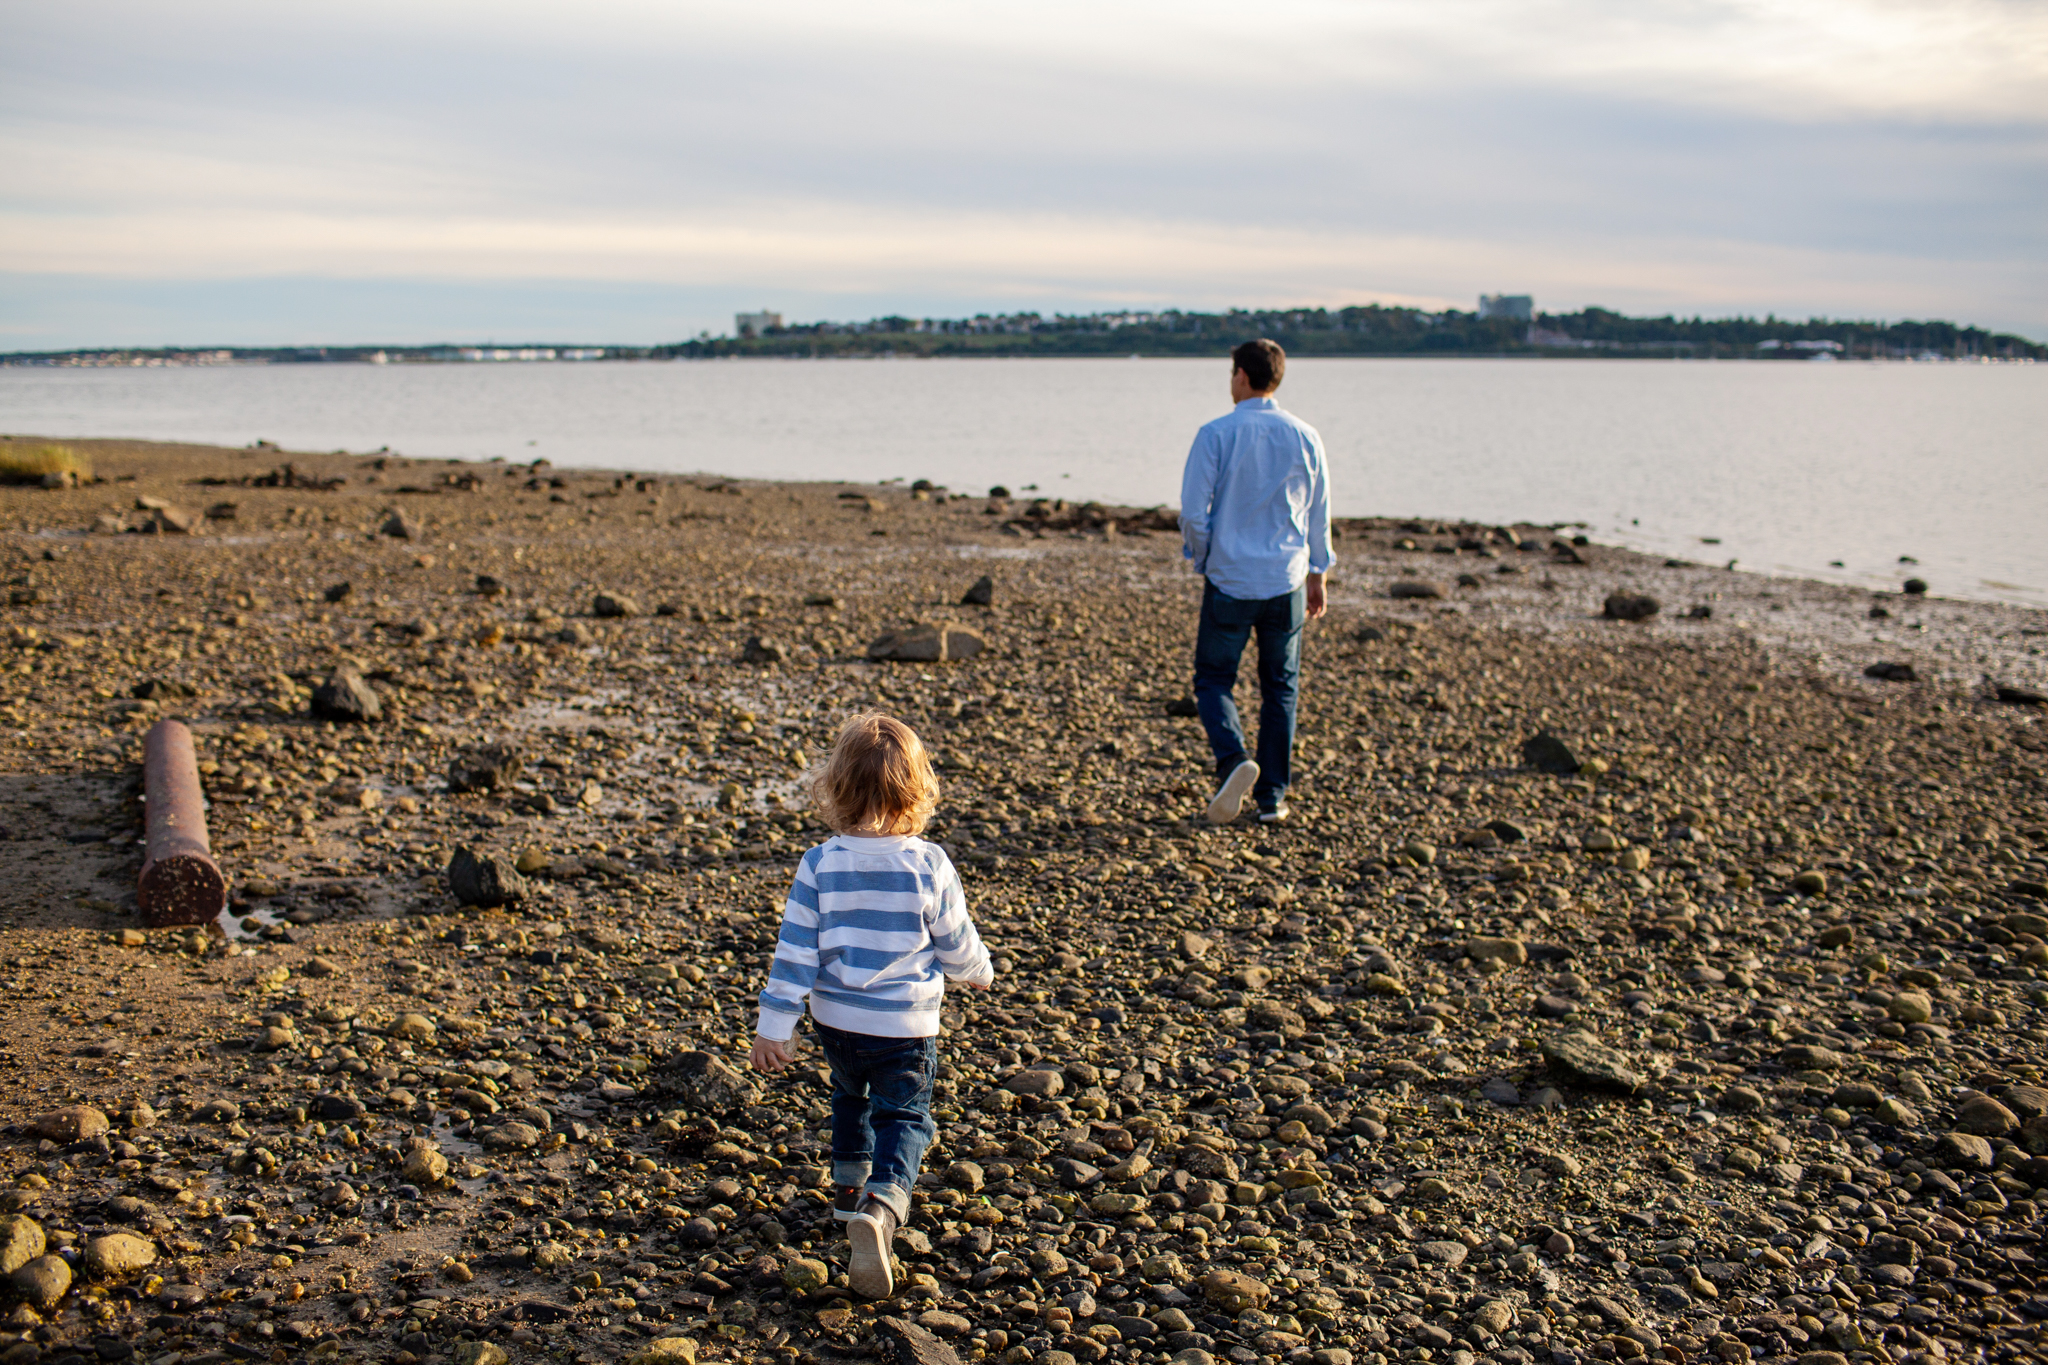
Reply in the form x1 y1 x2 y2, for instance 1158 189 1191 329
1 0 2043 347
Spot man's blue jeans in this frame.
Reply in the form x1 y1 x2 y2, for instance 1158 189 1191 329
816 1023 937 1224
1193 579 1303 810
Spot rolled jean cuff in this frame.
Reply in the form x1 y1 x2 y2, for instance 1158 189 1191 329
833 1161 873 1187
863 1180 910 1224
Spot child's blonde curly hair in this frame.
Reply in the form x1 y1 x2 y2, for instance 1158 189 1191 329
807 711 940 835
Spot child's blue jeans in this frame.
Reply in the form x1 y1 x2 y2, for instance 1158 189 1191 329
816 1023 937 1224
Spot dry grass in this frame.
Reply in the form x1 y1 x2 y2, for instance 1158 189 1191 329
0 443 91 485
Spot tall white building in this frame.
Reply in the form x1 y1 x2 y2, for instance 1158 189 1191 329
1478 294 1533 322
735 310 783 338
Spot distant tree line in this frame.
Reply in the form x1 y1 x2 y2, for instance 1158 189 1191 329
7 306 2040 366
655 305 2044 361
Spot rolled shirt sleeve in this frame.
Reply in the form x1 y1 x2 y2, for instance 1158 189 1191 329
1179 427 1218 579
1306 431 1334 575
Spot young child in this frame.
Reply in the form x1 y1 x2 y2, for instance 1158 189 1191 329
750 711 994 1299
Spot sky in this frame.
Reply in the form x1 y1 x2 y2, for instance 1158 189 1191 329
2 0 2044 349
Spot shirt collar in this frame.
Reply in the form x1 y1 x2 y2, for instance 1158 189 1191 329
1234 396 1278 411
834 832 915 849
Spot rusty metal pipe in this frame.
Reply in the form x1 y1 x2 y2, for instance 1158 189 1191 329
139 719 227 928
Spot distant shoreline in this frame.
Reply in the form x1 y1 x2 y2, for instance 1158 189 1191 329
7 301 2041 366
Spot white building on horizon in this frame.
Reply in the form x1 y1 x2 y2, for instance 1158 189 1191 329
1478 294 1534 322
735 310 783 338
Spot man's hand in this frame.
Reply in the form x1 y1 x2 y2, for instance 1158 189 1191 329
750 1034 797 1073
1305 572 1328 620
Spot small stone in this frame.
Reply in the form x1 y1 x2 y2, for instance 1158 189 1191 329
303 956 341 977
1792 870 1828 895
593 592 642 618
1888 991 1934 1024
1197 1268 1270 1312
32 1106 108 1142
448 742 523 793
1718 1085 1765 1113
401 1141 449 1185
1465 936 1528 967
1389 579 1445 599
192 1099 240 1123
1418 1240 1469 1268
532 1241 577 1271
381 510 422 540
961 575 995 607
1955 1095 2018 1136
944 1161 985 1193
1797 1353 1849 1365
311 665 382 723
393 1013 437 1042
1470 1301 1515 1335
1535 994 1577 1019
654 1050 761 1114
483 1122 541 1151
0 1217 45 1275
82 1232 155 1278
453 1344 510 1365
1003 1068 1064 1097
1521 732 1580 774
867 624 985 662
447 847 527 907
625 1338 698 1365
1936 1133 1993 1169
1863 662 1915 682
739 635 785 664
1603 593 1660 621
1874 1097 1920 1127
9 1254 69 1310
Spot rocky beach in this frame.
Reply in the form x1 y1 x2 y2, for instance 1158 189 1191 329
0 434 2045 1365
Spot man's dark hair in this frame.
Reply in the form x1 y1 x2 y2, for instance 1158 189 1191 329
1232 338 1286 393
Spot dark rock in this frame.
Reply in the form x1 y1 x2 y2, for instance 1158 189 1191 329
1541 1031 1647 1092
878 1315 965 1365
1902 578 1927 595
1603 593 1660 621
654 1050 761 1114
323 582 353 604
1993 683 2046 707
868 624 984 662
740 635 786 665
961 576 994 607
446 847 527 907
592 592 641 618
1165 696 1199 718
1521 732 1581 775
447 742 523 793
1863 662 1915 682
1389 580 1445 599
311 665 382 723
380 511 422 540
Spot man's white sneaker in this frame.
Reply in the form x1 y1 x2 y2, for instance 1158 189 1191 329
847 1199 898 1299
1205 760 1260 825
1258 804 1290 824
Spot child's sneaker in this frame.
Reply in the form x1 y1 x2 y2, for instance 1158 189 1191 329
831 1185 864 1222
1205 760 1259 825
846 1197 899 1299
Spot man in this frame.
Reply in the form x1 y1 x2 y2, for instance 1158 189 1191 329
1179 338 1332 824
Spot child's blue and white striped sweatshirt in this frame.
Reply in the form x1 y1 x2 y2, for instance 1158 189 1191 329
755 833 993 1041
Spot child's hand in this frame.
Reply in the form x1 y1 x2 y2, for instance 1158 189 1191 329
750 1034 797 1073
964 980 991 991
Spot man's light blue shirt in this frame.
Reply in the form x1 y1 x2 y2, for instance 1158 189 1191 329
1180 396 1334 601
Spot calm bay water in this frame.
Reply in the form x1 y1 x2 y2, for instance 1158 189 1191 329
4 356 2044 606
